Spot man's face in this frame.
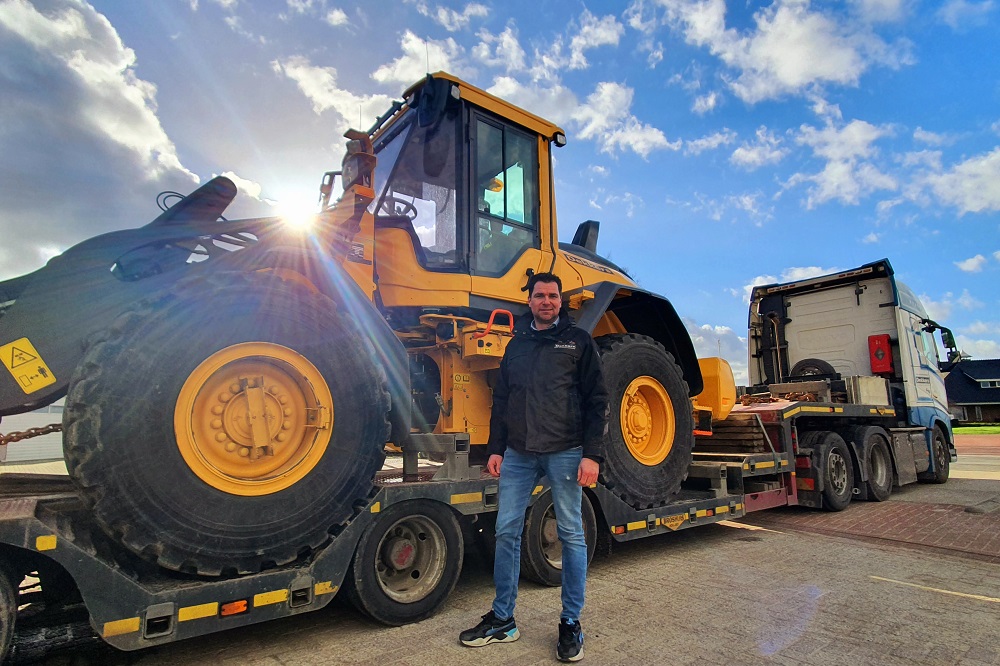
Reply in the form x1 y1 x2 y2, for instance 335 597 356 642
529 281 561 328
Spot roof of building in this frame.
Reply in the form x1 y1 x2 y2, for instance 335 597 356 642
945 359 1000 405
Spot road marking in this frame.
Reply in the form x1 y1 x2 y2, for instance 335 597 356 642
718 520 781 533
870 576 1000 603
950 470 1000 480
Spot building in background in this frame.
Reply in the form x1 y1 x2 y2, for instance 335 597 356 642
0 399 64 463
944 359 1000 423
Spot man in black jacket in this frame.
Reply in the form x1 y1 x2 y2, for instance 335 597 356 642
459 272 608 663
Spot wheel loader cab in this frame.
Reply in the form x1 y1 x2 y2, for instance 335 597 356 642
368 74 557 312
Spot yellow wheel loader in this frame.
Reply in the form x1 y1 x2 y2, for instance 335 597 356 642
0 73 709 577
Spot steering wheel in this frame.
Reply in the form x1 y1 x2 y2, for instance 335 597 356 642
380 195 418 220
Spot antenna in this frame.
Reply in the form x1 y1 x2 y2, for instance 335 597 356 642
425 40 430 74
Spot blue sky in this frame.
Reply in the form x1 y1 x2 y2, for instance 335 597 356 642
1 0 998 383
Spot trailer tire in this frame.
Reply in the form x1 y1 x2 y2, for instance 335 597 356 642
918 425 950 484
597 334 693 508
817 432 854 511
520 491 597 587
0 561 15 664
856 426 893 501
64 272 389 576
344 500 462 626
790 358 836 377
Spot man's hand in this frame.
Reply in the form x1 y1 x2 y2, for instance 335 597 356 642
578 457 599 486
487 454 503 478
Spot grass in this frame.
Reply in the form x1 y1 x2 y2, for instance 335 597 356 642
953 425 1000 435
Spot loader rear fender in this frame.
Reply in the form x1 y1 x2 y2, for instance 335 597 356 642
569 282 703 397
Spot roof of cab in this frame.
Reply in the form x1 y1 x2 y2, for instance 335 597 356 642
403 71 565 140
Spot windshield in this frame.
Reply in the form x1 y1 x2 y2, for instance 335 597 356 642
371 107 460 270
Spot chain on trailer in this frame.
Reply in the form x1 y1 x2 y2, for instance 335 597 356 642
0 422 62 446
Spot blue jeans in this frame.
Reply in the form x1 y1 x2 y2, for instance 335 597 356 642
491 447 587 622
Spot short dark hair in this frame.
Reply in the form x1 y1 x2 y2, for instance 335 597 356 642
527 271 562 296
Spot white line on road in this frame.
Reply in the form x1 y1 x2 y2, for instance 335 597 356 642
870 576 1000 603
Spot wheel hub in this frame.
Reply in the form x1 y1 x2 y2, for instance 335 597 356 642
620 376 675 466
175 342 333 496
384 537 417 570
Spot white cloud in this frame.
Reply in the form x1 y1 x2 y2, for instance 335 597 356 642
568 10 625 69
371 31 468 85
913 127 953 146
286 0 315 13
685 129 736 155
958 289 983 310
918 293 952 321
219 171 263 199
272 56 392 131
325 9 348 26
571 82 680 157
850 0 908 22
472 26 527 72
730 126 788 170
937 0 996 29
955 335 1000 359
659 0 913 103
787 119 897 207
963 321 1000 336
955 254 987 272
692 91 719 114
419 2 489 32
862 231 880 243
0 0 205 280
919 147 1000 214
994 250 1000 261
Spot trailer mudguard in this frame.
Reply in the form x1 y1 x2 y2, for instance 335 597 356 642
569 281 703 396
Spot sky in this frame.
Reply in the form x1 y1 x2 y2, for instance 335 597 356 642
1 0 999 385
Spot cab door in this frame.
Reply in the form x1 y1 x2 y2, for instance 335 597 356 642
469 114 547 304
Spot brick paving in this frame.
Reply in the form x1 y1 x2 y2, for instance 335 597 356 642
743 499 1000 564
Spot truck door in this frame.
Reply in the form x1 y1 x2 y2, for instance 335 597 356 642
897 309 949 417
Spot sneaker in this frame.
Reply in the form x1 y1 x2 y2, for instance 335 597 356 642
459 610 520 647
557 618 584 662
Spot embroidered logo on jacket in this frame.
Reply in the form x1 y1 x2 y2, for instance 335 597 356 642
553 342 577 350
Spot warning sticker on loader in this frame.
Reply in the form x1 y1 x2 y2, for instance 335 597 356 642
1 337 56 394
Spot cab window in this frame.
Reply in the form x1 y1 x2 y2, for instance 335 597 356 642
474 118 538 275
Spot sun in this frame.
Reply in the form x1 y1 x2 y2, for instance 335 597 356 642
274 197 319 234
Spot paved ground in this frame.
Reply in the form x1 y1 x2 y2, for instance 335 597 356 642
16 435 999 665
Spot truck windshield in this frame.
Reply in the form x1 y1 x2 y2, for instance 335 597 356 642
370 108 460 271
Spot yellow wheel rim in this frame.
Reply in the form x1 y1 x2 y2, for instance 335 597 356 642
620 376 674 466
174 342 333 496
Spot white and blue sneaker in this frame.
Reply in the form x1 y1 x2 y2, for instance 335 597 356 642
459 610 520 647
557 618 584 662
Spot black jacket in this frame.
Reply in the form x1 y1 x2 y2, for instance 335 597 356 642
487 312 608 462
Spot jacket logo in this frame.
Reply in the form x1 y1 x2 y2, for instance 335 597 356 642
553 342 577 350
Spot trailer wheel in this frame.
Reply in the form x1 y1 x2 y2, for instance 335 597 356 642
344 500 462 626
818 432 854 511
856 426 893 501
918 426 950 484
597 334 693 508
0 562 14 664
520 491 597 587
64 272 389 576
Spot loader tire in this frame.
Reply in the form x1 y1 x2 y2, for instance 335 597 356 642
64 272 389 576
597 334 693 508
0 560 15 664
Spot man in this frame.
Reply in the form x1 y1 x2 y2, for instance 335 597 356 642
459 272 608 662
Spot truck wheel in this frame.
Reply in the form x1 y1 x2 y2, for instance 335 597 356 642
817 432 854 511
344 500 462 626
918 426 950 484
856 426 893 501
790 358 836 377
520 491 597 587
64 273 389 575
597 334 693 508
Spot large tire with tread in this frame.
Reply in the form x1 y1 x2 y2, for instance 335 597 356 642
854 426 893 501
64 272 389 576
0 562 15 665
918 425 950 484
343 500 462 625
811 431 854 511
597 334 693 508
520 491 597 587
